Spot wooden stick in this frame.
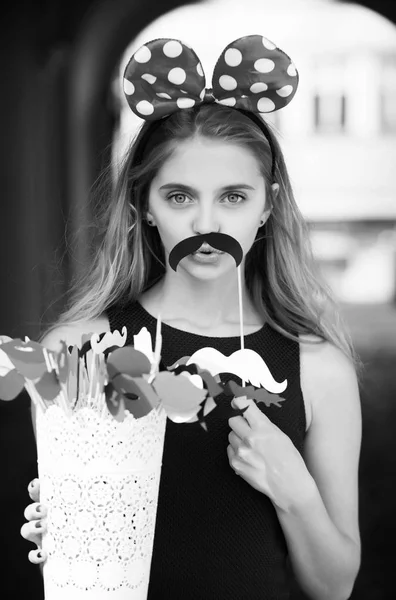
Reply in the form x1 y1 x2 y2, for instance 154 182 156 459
42 348 52 374
148 313 162 384
25 380 47 414
81 358 87 407
87 350 96 405
154 313 162 370
43 348 68 414
237 265 246 387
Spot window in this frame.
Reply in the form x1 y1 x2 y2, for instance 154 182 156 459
314 93 346 133
381 54 396 134
312 56 346 135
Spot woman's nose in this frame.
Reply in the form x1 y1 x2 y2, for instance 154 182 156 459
192 208 220 234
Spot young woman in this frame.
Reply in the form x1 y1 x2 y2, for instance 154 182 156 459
21 36 362 600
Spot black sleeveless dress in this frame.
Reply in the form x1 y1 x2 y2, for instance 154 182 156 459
106 300 307 599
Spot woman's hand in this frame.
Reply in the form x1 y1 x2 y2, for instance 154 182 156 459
20 478 48 564
227 397 316 512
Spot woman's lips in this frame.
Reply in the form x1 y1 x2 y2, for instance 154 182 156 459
190 251 223 264
194 243 223 255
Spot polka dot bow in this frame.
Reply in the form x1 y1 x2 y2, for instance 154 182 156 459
123 35 299 120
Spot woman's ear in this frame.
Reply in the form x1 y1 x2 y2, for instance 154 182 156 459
259 208 272 226
145 211 156 226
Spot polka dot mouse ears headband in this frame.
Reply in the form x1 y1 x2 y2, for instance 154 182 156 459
123 34 299 121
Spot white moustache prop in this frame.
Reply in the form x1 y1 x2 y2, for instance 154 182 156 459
91 326 127 354
186 347 287 394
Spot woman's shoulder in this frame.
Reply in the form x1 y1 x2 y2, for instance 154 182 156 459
299 334 355 377
299 334 359 428
41 315 110 352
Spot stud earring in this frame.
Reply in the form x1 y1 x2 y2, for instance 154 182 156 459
259 208 272 227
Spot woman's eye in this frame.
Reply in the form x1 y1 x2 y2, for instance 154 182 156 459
168 193 189 204
224 193 246 204
167 192 246 205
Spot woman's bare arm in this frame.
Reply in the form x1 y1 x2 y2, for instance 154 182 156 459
275 339 361 600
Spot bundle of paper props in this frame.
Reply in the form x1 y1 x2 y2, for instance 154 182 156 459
0 310 287 430
0 321 215 427
0 322 246 431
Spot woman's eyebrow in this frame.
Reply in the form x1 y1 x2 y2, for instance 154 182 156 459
159 183 256 193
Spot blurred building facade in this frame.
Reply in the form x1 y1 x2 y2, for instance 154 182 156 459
115 0 396 304
273 1 396 305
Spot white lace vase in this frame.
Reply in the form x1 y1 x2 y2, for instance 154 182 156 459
35 402 167 600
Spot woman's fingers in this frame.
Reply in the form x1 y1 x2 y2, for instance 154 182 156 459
23 479 48 565
20 520 45 546
28 478 40 502
21 502 47 546
24 501 46 522
21 507 48 564
28 548 47 564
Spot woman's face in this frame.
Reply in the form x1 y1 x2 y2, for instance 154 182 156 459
147 136 269 280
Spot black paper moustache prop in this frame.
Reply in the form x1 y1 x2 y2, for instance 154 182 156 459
168 232 243 272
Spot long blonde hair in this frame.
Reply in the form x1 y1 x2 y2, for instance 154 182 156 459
40 104 360 371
